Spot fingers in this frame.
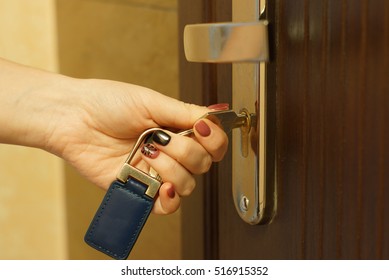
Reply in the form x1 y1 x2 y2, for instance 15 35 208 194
153 131 213 175
145 90 210 130
141 144 196 197
152 182 180 215
193 119 229 162
141 122 228 215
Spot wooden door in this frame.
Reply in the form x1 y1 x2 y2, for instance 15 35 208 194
179 0 389 259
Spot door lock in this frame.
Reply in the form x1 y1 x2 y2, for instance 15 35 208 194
183 0 276 225
238 108 255 158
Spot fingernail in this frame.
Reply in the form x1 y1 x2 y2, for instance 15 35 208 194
152 130 171 146
141 143 159 159
195 120 211 137
167 186 176 199
207 103 230 111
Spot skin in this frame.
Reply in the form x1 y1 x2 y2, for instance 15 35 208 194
0 58 228 215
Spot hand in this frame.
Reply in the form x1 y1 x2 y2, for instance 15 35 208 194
0 59 228 215
45 79 229 214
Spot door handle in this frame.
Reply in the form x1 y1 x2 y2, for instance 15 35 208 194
184 21 269 63
183 0 276 225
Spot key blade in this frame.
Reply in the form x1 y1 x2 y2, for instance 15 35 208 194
177 110 247 136
205 110 247 133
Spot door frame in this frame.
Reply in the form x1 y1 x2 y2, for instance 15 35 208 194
178 0 232 260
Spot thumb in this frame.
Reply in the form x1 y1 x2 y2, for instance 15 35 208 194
148 93 209 130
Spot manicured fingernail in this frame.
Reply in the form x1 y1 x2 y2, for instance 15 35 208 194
207 103 230 111
141 143 159 159
167 186 176 199
195 120 211 137
152 130 171 146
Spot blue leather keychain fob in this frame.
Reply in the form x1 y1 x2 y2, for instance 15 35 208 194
85 128 163 260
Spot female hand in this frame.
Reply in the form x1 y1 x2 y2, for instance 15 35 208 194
0 59 228 214
49 79 229 214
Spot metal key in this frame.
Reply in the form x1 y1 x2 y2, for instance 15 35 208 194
178 109 255 136
127 110 256 182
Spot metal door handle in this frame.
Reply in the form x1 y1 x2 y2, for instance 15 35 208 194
182 0 276 226
184 21 269 63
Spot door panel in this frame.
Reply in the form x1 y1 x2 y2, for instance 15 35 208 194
180 0 389 259
274 0 389 259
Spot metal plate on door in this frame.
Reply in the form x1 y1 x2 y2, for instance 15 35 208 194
184 0 277 225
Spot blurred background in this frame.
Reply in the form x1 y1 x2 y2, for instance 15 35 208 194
0 0 181 259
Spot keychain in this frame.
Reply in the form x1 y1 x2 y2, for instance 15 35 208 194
84 110 252 259
84 128 163 260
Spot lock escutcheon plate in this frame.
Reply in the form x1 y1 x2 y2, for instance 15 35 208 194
231 0 276 225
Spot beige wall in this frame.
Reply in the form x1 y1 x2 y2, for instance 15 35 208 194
0 0 180 259
0 0 58 71
56 0 181 260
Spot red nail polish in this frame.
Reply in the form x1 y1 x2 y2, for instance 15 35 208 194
207 103 230 111
167 186 176 199
141 143 159 159
195 120 211 137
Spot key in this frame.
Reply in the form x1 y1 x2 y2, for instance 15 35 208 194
179 109 256 158
178 109 255 136
148 109 255 179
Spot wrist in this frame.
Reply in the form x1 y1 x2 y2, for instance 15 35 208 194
0 60 84 154
36 75 88 157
